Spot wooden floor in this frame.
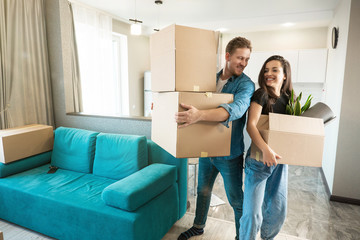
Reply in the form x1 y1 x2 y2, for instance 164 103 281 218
163 212 308 240
0 213 307 240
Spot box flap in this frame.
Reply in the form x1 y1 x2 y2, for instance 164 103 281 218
256 115 269 131
175 25 216 53
151 92 179 156
150 24 175 55
269 113 324 136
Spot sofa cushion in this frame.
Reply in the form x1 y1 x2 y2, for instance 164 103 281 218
93 133 148 180
0 164 179 240
51 127 99 173
102 163 177 211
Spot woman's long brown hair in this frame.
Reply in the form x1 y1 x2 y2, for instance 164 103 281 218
257 55 293 113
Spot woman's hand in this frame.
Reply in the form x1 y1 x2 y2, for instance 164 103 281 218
262 147 281 167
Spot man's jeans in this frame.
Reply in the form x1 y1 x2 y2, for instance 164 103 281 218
193 155 244 238
240 155 288 240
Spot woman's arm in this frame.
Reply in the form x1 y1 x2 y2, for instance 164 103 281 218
247 102 281 166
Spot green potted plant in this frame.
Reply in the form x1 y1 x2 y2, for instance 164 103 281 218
286 89 313 116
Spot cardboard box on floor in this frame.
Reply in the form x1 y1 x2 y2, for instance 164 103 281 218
250 113 325 167
0 124 54 164
150 24 218 92
152 92 233 158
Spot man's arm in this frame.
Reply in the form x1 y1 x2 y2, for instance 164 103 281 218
174 79 255 128
175 103 229 128
219 80 255 127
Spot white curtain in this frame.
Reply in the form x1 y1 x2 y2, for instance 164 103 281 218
0 0 54 129
72 3 122 116
69 2 83 112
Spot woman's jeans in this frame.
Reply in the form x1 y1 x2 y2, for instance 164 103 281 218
239 155 288 240
193 155 244 238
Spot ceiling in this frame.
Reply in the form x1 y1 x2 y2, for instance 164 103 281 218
71 0 341 35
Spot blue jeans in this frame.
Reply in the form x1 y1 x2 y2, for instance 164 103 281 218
239 154 288 240
194 155 244 238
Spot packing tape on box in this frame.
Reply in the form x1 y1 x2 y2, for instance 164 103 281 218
201 152 208 157
255 151 260 161
205 92 213 98
193 85 200 91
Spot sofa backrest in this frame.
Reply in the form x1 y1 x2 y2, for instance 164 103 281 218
51 127 99 173
92 133 148 180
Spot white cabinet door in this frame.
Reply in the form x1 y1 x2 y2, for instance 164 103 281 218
297 49 328 83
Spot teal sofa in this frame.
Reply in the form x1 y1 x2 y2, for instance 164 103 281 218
0 127 187 240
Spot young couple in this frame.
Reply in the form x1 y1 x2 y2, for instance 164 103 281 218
175 36 292 240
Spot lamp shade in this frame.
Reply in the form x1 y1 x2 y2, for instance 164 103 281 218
131 23 141 35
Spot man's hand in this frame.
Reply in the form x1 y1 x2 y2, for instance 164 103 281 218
175 103 203 128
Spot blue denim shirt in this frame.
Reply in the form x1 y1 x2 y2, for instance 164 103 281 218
213 69 255 160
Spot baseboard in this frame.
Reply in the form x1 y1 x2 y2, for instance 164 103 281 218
320 168 360 205
330 195 360 206
319 167 331 197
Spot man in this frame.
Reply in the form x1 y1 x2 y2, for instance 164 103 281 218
176 37 255 240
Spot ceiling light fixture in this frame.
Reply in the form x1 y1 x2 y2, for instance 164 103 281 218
282 22 295 27
129 0 142 35
154 0 163 32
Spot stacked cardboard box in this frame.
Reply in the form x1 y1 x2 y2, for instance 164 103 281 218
0 124 54 164
150 24 233 158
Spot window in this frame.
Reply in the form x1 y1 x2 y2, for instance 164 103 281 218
112 33 129 115
72 3 129 116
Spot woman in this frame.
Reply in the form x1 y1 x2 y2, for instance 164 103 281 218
239 55 293 240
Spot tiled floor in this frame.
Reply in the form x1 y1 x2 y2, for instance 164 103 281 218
187 164 360 240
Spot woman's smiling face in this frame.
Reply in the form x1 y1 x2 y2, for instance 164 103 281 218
264 60 286 96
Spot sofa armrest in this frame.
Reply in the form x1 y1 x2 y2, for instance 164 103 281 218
147 140 188 218
102 163 177 211
0 151 52 178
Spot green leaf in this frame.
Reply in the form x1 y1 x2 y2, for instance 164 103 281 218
286 105 293 115
301 95 313 113
290 89 294 104
296 92 302 102
294 100 301 116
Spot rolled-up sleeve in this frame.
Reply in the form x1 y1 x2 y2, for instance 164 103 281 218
219 80 255 128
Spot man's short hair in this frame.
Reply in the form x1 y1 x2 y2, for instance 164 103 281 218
225 37 252 54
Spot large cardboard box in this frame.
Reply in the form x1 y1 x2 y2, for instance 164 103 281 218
150 24 217 92
0 124 54 164
152 92 233 158
250 113 325 167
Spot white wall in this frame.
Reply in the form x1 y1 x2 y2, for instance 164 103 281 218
223 27 328 52
322 0 351 194
332 0 360 199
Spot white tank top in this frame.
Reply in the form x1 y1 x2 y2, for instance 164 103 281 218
216 78 228 93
